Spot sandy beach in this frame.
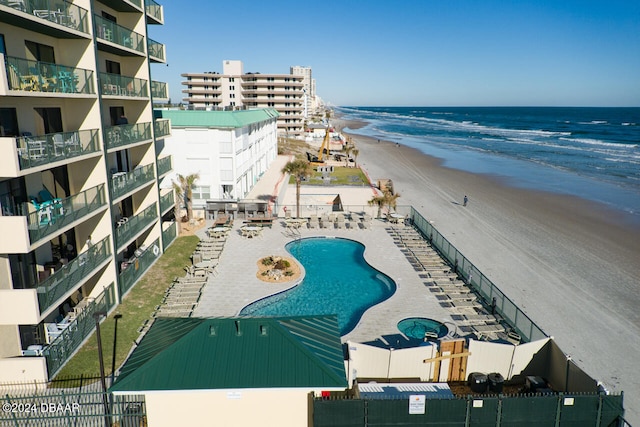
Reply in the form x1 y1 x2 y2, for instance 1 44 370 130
334 117 640 423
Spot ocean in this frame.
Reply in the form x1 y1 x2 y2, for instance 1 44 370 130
336 106 640 223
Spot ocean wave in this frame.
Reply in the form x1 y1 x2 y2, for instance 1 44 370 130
621 122 637 126
559 137 638 149
578 120 609 125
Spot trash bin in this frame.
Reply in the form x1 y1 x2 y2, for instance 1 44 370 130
467 372 488 393
488 372 505 393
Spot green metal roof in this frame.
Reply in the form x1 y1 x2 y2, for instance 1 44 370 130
154 108 280 128
110 316 347 392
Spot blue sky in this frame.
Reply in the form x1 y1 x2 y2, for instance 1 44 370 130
148 0 640 107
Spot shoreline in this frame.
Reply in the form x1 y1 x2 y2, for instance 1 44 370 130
333 115 640 422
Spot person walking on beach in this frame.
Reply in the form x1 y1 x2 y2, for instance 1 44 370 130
463 195 468 207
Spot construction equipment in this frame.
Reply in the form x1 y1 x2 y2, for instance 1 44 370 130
306 126 331 165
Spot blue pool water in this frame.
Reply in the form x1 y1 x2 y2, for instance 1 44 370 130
239 237 396 335
397 318 449 340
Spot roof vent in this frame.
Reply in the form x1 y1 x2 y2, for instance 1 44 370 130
260 325 268 336
209 325 216 336
235 320 242 336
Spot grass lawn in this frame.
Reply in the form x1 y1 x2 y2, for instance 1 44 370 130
289 166 369 186
53 235 200 382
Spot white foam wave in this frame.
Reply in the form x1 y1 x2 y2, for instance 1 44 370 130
578 120 609 125
559 137 638 149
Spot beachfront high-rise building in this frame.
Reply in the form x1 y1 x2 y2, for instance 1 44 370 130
290 65 317 118
0 0 174 382
181 60 306 137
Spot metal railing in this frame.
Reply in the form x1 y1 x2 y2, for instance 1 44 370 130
145 0 162 22
37 236 111 313
147 38 165 61
41 283 116 377
151 80 168 99
159 191 174 214
157 155 171 177
94 15 145 53
154 118 170 137
162 221 177 248
114 204 158 250
16 128 100 170
110 163 155 200
5 55 94 94
0 0 89 33
409 206 547 342
118 238 160 297
99 72 148 98
27 184 106 244
104 121 152 150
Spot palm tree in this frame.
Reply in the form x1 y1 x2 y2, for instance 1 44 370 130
344 145 353 167
368 189 401 218
351 148 360 167
173 173 200 223
282 159 313 218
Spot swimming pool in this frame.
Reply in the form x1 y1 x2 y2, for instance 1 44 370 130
240 237 396 335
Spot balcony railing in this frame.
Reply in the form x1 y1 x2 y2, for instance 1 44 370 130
154 118 170 137
41 282 116 376
118 238 160 297
145 0 163 22
162 221 177 248
0 0 89 33
99 72 148 98
147 38 165 61
36 236 111 313
27 184 106 244
5 56 94 94
104 122 152 150
151 80 167 99
110 163 155 200
157 155 171 177
94 15 145 53
16 128 100 170
159 191 174 214
115 204 158 250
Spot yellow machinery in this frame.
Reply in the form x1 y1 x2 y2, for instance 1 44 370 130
306 126 331 165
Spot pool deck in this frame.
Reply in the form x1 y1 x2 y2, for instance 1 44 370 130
192 162 464 346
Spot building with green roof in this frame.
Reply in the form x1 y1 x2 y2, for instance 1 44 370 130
154 108 279 210
111 315 347 426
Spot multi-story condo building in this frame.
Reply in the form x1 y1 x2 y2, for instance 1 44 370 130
181 60 306 137
290 65 316 118
155 108 279 211
0 0 173 382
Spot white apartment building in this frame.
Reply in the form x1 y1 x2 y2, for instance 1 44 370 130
290 65 317 117
155 109 279 210
0 0 173 382
181 60 306 137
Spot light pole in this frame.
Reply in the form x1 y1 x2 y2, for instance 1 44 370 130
93 311 110 427
111 313 122 386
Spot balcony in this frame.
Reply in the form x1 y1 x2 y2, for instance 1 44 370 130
151 80 168 100
118 238 160 297
0 129 99 176
4 56 95 95
27 184 107 244
157 155 171 177
104 122 152 151
145 0 163 24
110 163 155 200
147 38 166 63
162 221 177 248
94 15 145 55
41 282 116 377
154 118 170 138
99 72 148 98
115 204 158 250
159 191 174 214
99 0 141 12
0 0 90 37
37 236 111 315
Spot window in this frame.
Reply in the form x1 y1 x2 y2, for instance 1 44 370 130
229 85 235 90
25 40 55 63
105 60 121 74
101 11 117 22
0 108 19 137
229 77 234 82
192 186 210 200
230 94 235 99
267 86 274 90
34 108 62 134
